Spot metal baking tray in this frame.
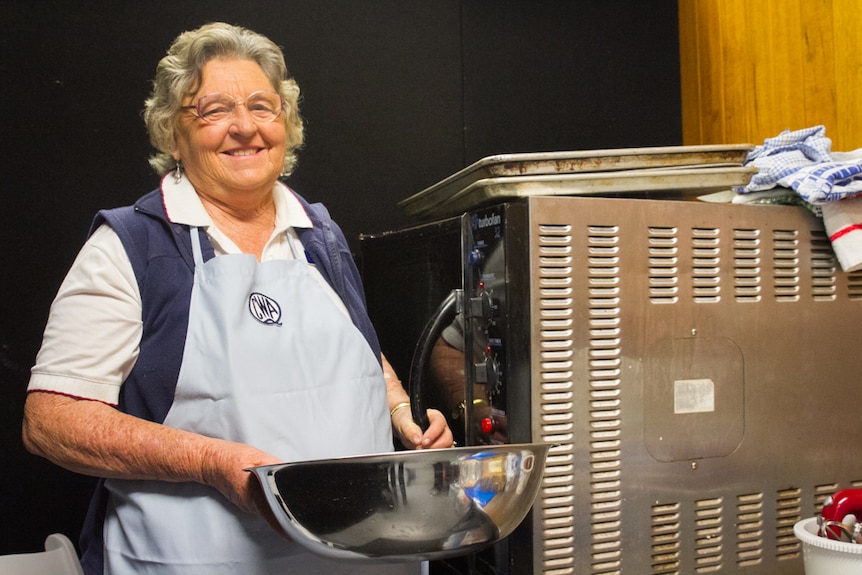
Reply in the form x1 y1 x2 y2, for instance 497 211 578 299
399 145 754 220
402 165 757 222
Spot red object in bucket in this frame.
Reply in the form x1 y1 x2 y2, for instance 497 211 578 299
820 489 862 540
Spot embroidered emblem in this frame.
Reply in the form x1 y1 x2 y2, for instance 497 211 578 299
248 292 282 326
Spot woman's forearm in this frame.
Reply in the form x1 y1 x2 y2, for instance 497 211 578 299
23 392 211 481
21 391 280 513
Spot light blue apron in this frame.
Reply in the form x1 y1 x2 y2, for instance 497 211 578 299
103 228 421 574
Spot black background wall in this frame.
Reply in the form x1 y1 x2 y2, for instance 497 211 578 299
0 0 680 554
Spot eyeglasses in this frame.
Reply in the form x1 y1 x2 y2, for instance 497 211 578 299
181 90 286 124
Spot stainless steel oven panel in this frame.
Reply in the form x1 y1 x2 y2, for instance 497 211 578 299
508 196 862 575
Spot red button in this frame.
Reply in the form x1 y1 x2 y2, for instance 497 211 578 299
481 417 494 434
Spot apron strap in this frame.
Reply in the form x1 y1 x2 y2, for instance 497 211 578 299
286 230 314 263
190 226 204 266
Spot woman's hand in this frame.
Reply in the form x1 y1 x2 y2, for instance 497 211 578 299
199 441 290 539
199 441 280 513
392 407 454 450
381 354 454 450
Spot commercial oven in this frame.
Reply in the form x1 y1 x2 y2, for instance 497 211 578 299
359 194 862 575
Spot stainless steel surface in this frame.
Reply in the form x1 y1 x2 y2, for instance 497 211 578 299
398 145 754 221
473 196 862 574
361 194 862 574
250 443 551 562
403 166 757 221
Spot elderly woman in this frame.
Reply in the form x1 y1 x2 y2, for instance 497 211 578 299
22 22 451 575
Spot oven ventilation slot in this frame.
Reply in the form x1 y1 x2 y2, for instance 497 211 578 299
772 229 800 302
651 502 681 574
694 497 724 573
586 224 623 575
692 228 721 303
536 223 577 575
735 492 764 568
775 487 802 561
733 228 761 302
648 226 679 304
810 229 838 301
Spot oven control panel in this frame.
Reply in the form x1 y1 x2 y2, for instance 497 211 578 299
463 206 508 445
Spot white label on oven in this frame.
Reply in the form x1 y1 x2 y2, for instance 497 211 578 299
674 378 715 414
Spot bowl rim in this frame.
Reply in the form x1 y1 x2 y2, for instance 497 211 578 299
248 442 552 472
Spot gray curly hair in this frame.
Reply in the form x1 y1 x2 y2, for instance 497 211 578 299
143 22 304 176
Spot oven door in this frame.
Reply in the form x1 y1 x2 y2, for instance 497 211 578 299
360 204 534 575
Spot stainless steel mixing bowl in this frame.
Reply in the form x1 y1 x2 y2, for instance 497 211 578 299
250 442 550 562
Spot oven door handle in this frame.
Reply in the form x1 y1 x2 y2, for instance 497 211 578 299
408 289 461 430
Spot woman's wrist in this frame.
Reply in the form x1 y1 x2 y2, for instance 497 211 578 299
389 402 411 417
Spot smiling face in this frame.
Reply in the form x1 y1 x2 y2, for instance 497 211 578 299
173 58 287 205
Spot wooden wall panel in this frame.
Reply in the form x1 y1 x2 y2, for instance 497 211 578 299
680 0 861 150
834 0 862 146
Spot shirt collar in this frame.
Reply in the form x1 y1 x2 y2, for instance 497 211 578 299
160 172 313 231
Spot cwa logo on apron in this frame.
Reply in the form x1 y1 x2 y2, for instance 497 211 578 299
248 292 282 326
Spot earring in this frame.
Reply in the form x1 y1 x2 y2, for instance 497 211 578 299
174 161 183 184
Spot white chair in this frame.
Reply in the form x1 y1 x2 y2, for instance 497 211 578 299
0 534 84 575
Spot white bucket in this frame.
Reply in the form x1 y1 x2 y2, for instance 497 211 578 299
794 516 862 575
